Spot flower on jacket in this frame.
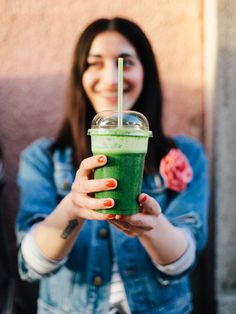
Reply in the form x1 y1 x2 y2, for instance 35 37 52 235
160 149 193 192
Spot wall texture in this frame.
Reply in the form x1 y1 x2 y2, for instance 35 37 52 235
0 0 205 311
214 1 236 312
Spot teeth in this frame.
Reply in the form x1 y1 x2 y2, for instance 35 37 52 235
102 92 117 97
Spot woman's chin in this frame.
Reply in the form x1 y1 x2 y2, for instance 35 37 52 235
94 99 133 112
96 104 118 112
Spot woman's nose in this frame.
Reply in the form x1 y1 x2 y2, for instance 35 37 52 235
101 61 118 86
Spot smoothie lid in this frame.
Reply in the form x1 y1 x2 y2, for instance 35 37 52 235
88 110 152 137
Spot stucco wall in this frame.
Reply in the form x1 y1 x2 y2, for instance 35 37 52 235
214 1 236 312
0 0 204 303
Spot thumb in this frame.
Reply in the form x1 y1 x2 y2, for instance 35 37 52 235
139 193 162 216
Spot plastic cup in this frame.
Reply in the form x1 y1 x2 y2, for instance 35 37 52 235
88 110 152 215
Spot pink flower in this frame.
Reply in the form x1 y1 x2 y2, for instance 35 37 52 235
160 149 193 192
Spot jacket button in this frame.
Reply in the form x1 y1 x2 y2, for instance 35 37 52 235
99 228 109 238
93 276 103 286
63 180 70 190
159 278 169 286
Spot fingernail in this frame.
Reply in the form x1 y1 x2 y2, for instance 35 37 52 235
103 199 113 207
97 156 105 163
140 195 147 203
107 214 115 219
105 180 116 188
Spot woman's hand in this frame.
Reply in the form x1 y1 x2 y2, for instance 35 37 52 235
33 154 117 261
70 155 117 220
108 193 162 237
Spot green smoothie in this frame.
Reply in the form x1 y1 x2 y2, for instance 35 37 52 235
94 153 144 214
88 110 152 215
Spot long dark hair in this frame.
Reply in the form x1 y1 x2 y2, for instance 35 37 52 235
51 17 175 173
0 144 4 191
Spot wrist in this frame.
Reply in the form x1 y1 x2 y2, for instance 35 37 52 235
54 194 84 244
139 212 163 240
64 192 85 224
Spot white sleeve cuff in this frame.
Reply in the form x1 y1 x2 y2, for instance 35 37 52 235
154 229 196 276
21 226 67 275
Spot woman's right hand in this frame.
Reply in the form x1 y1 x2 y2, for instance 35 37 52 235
70 155 117 220
31 155 116 261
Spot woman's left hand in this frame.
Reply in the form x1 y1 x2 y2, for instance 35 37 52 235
108 193 162 237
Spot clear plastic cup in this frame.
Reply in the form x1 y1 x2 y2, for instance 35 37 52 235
88 110 152 215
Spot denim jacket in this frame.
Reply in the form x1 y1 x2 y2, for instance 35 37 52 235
16 135 209 314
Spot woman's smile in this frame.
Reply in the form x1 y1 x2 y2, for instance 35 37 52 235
94 86 132 107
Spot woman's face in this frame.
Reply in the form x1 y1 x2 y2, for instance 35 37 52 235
82 31 144 113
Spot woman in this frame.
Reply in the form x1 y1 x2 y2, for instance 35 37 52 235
16 17 209 314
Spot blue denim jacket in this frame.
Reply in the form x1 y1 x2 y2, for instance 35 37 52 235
16 135 209 314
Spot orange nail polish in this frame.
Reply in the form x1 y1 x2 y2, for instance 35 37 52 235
107 214 115 219
105 180 116 188
103 199 113 207
97 156 104 163
140 195 147 203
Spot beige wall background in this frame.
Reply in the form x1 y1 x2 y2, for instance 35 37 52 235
0 0 205 306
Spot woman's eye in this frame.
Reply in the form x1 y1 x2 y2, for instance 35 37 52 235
123 59 134 68
87 61 102 69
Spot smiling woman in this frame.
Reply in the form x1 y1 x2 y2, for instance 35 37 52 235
15 17 209 314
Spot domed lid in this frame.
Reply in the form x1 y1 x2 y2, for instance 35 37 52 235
88 110 152 137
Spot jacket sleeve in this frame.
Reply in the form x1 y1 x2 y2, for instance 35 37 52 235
15 138 64 281
165 136 209 253
155 136 209 281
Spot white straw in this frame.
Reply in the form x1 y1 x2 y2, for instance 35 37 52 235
117 57 123 128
